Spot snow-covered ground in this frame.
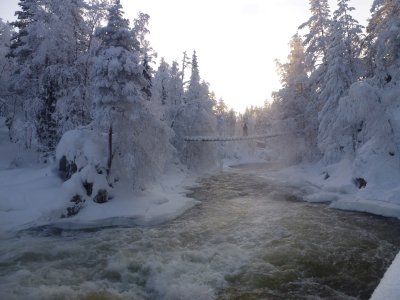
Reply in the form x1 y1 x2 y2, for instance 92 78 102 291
0 161 199 233
0 124 201 233
264 158 400 219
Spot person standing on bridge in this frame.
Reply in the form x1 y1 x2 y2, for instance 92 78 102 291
243 123 248 136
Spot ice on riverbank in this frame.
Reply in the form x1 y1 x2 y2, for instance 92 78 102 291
265 157 400 220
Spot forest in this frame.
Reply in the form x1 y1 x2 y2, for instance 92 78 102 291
0 0 400 217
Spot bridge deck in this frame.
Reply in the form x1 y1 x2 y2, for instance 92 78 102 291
184 133 285 142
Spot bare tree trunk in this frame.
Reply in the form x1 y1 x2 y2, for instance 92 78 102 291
24 110 29 149
107 125 113 175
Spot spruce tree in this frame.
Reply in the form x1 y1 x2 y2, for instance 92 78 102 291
94 0 140 174
272 34 310 160
299 0 331 70
364 0 400 80
132 12 154 101
187 51 201 104
94 0 173 187
318 0 363 163
298 0 332 160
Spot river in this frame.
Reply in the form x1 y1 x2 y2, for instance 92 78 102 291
1 163 400 299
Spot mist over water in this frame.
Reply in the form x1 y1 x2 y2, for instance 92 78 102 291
1 164 400 299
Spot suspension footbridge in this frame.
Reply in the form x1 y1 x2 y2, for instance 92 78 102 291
184 133 288 142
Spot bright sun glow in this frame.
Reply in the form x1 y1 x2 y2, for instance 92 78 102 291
0 0 372 112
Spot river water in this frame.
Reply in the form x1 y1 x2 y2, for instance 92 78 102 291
1 164 400 300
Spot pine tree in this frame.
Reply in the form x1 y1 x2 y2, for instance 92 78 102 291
318 0 363 163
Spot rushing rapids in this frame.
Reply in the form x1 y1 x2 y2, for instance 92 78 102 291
1 164 400 300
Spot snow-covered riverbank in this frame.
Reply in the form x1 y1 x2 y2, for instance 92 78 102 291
371 251 400 300
0 124 203 233
264 159 400 219
0 161 201 233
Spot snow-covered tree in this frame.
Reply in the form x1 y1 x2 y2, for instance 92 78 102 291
8 0 39 64
36 0 92 156
7 0 45 148
152 58 170 106
318 0 363 163
6 0 91 155
186 51 201 103
214 98 228 136
45 0 91 139
170 51 219 171
364 0 400 81
0 20 14 120
132 12 155 101
299 0 331 70
94 0 173 187
63 0 110 131
214 98 228 116
164 60 184 129
273 34 309 125
168 61 184 106
297 0 332 160
272 34 310 161
318 1 363 163
94 0 143 174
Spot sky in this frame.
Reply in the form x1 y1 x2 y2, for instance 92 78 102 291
0 0 373 112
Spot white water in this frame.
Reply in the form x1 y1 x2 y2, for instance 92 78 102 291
1 164 400 299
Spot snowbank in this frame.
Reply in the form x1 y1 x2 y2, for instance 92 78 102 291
371 252 400 300
265 156 400 219
52 170 199 230
2 170 195 233
0 162 198 233
0 128 199 233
